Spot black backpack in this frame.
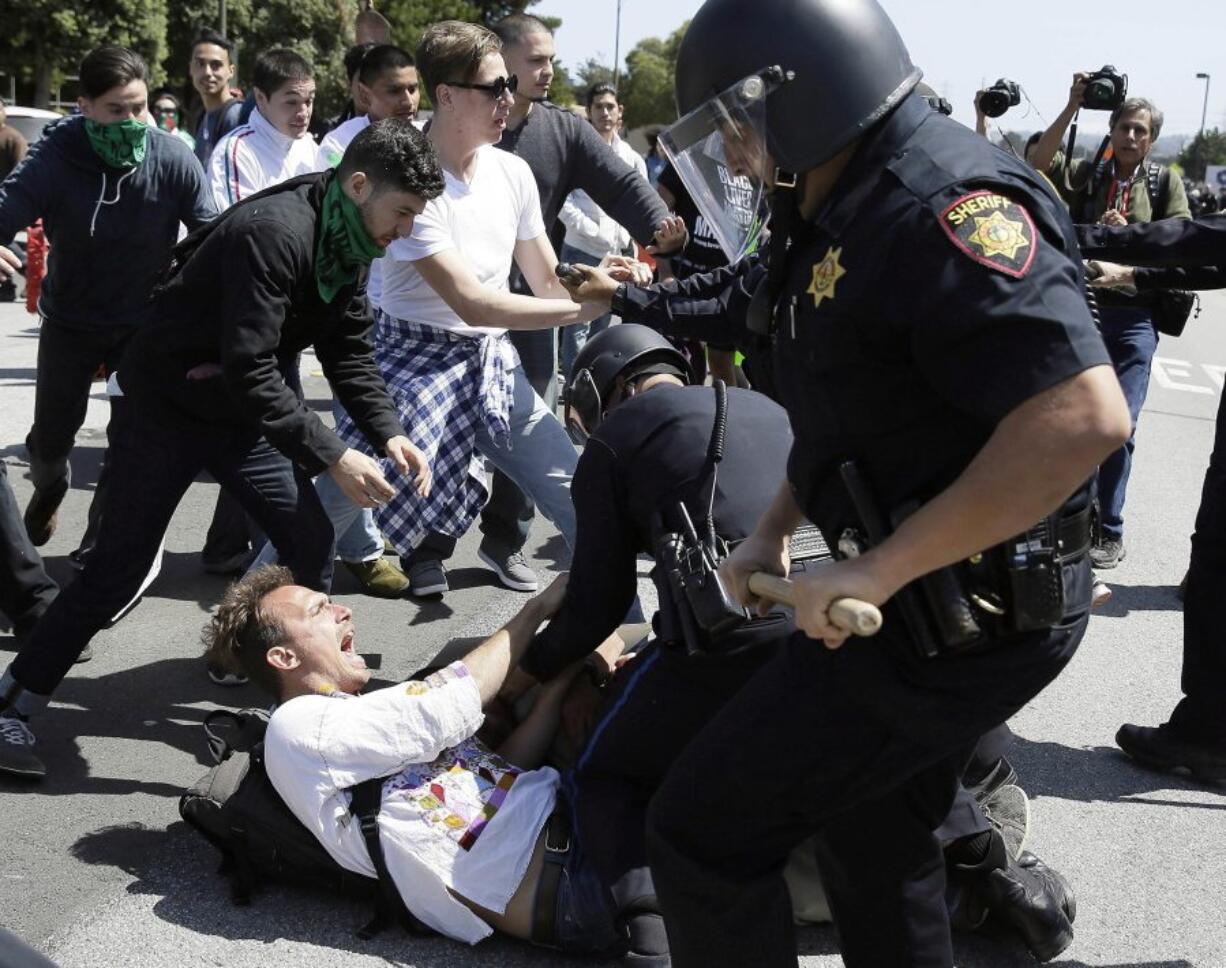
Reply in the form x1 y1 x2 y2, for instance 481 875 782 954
179 708 433 939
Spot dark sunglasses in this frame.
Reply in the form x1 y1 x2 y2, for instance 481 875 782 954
445 74 518 99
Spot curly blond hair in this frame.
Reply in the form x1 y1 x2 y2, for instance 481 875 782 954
202 565 294 699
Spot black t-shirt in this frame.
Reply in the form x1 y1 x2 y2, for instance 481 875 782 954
521 385 793 681
771 93 1110 541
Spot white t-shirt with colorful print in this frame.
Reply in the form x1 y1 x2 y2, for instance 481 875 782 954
265 662 559 944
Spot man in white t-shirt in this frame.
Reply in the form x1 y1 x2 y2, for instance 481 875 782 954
208 49 322 208
319 45 421 168
335 21 630 598
205 564 623 953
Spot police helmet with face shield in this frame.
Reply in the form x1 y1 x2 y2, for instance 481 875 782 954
660 0 922 263
564 325 694 442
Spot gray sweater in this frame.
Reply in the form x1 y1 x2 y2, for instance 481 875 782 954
495 100 667 254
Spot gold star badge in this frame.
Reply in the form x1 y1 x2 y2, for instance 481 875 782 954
806 246 847 308
966 210 1031 262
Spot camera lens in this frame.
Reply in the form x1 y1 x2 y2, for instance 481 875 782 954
1084 79 1113 110
979 90 1009 119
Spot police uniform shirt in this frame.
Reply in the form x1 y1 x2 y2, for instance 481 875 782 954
521 385 792 682
773 93 1110 539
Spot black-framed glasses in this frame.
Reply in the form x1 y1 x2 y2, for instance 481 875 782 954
445 74 518 99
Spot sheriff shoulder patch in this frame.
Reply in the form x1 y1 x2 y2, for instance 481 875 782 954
939 191 1037 278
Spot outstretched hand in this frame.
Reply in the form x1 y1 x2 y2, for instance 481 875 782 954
385 435 432 497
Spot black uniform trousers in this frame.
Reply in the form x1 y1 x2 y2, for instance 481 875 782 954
0 461 57 636
1172 386 1226 743
571 622 791 917
11 385 334 696
573 623 994 930
647 560 1091 968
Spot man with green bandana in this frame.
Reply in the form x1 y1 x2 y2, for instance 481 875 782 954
0 119 444 780
0 45 215 562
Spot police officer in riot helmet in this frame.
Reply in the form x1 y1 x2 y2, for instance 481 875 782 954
639 1 1132 966
507 323 800 964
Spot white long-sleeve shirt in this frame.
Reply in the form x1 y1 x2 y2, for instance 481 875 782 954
266 662 559 945
558 133 647 260
208 107 323 210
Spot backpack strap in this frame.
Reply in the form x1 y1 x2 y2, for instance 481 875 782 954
349 776 436 939
1145 163 1171 218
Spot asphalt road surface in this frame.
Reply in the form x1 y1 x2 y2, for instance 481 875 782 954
1 289 1224 968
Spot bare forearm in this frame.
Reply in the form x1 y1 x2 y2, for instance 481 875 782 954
466 288 592 330
462 601 551 705
1031 103 1078 175
496 666 581 768
753 479 806 542
864 366 1129 597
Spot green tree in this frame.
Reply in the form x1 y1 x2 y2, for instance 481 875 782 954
1176 129 1226 181
571 56 614 103
618 21 688 129
379 0 550 54
0 0 169 108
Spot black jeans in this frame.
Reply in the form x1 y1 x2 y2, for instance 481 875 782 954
27 320 130 494
1172 385 1226 744
478 328 558 553
0 461 57 636
647 576 1089 968
11 390 334 696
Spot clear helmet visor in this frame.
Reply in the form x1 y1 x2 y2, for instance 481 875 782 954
660 69 782 264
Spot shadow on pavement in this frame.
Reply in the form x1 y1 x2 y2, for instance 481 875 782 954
70 821 614 966
1010 736 1226 807
0 657 250 798
1094 582 1183 618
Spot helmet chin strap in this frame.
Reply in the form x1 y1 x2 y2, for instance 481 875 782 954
747 168 798 336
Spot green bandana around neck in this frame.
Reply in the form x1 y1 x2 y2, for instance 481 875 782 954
84 118 149 169
315 174 387 304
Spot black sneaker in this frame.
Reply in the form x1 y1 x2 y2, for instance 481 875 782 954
1089 537 1126 570
1116 722 1226 782
23 482 68 547
407 557 449 597
0 714 46 779
201 547 253 576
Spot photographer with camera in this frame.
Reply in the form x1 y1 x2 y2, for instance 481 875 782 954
973 78 1021 137
1031 75 1190 571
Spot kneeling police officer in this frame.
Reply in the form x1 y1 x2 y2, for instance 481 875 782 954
635 1 1132 966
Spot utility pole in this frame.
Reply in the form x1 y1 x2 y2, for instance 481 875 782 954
1196 73 1211 180
613 0 623 89
219 0 228 38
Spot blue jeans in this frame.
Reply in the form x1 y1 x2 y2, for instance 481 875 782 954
1096 305 1158 541
410 362 578 564
558 243 614 381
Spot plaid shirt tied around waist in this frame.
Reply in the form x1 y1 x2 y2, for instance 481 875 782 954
335 312 517 554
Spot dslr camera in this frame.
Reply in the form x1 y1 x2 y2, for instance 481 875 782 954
1081 65 1128 111
977 79 1021 119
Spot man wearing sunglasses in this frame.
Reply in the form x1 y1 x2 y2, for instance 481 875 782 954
462 13 686 597
333 21 639 600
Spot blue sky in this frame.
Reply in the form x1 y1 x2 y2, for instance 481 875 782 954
534 0 1226 139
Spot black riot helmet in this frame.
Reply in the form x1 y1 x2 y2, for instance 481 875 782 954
564 325 693 442
671 0 921 174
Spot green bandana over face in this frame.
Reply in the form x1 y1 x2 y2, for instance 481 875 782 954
315 175 387 304
84 118 149 169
